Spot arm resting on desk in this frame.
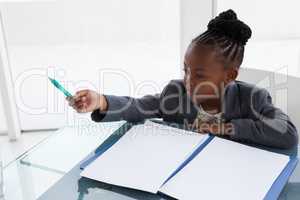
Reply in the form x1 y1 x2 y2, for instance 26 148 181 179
230 89 298 149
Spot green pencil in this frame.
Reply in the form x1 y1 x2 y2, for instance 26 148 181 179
48 77 72 97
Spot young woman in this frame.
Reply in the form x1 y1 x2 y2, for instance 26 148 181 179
68 10 298 149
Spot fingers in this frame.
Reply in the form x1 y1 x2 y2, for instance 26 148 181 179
70 90 89 111
70 101 87 113
74 100 88 112
66 96 83 111
66 96 75 106
66 96 72 101
76 104 87 113
66 90 85 103
74 90 89 99
66 92 88 113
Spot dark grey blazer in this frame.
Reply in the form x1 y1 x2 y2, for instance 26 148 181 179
91 80 298 149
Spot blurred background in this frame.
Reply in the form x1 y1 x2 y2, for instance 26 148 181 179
0 0 300 133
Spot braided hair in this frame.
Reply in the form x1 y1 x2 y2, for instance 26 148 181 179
192 9 252 68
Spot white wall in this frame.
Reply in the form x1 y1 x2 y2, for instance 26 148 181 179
2 0 180 46
179 0 213 68
217 0 300 77
243 40 300 76
0 0 181 131
217 0 300 40
0 0 214 132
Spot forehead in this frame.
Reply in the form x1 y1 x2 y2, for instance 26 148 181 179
184 43 223 69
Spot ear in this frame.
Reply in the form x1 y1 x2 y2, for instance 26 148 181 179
225 67 238 84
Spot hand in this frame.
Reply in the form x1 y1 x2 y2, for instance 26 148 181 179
193 122 235 136
66 90 108 113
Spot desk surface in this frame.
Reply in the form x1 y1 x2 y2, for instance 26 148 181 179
2 122 300 200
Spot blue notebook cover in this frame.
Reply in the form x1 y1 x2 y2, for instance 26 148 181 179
264 156 298 200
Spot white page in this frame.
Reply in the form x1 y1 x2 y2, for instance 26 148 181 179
81 120 209 193
160 137 289 200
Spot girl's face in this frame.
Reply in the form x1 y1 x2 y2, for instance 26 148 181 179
183 43 237 106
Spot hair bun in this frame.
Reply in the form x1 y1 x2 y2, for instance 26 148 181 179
216 9 237 20
207 9 252 45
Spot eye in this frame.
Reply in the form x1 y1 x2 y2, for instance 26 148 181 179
196 75 207 81
196 72 204 78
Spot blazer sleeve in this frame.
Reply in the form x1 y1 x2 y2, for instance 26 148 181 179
230 88 298 149
90 94 162 123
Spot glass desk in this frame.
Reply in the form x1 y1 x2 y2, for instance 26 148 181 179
1 121 300 200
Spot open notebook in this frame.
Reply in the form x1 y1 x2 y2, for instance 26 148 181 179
81 120 293 200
